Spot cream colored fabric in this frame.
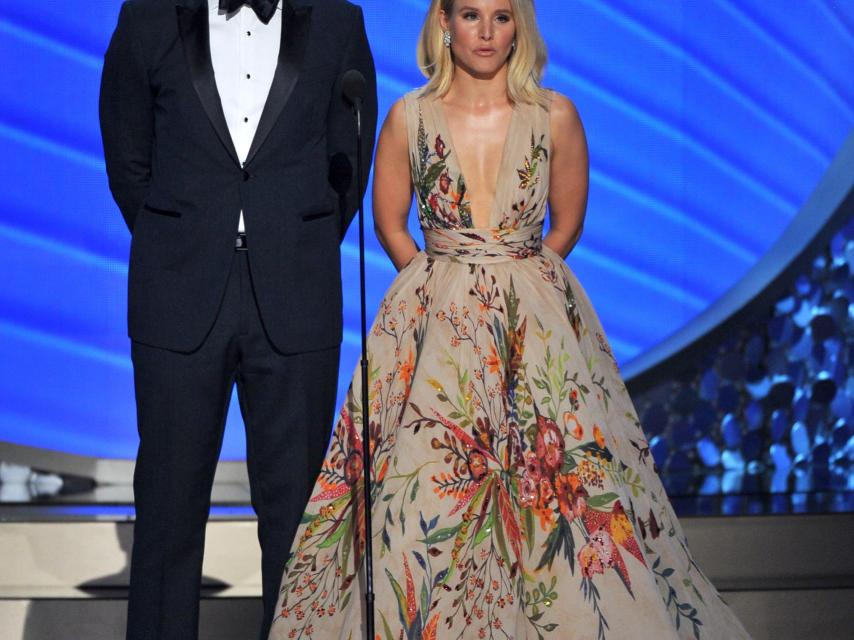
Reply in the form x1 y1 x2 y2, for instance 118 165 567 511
269 89 751 640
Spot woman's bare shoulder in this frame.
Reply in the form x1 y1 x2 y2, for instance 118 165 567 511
380 97 408 141
546 90 586 157
547 91 583 131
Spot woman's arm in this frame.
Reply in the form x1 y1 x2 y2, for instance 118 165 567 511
544 92 589 259
372 99 420 271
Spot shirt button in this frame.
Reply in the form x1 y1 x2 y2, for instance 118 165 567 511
246 30 251 36
246 73 251 79
242 169 251 182
244 117 249 123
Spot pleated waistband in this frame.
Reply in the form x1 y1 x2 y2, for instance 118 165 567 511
423 224 543 264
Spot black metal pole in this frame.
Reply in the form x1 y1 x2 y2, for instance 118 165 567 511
340 68 374 639
354 99 376 640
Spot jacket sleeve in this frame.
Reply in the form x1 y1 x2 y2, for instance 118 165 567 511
99 1 154 233
326 5 378 240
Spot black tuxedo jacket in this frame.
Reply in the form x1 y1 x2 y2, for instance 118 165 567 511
100 0 377 354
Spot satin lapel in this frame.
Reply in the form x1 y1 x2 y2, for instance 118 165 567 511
244 3 312 166
177 2 240 165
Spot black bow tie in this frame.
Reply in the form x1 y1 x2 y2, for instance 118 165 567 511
219 0 280 25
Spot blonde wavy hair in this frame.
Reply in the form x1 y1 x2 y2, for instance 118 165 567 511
417 0 549 107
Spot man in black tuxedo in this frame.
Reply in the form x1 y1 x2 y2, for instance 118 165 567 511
99 0 376 638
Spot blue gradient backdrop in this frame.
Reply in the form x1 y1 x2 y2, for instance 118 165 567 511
0 1 852 460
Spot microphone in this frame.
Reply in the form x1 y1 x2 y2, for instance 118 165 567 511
342 69 367 109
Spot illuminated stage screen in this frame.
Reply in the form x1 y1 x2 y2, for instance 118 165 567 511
1 1 851 460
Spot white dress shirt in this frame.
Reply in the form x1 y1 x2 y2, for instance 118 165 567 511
209 3 283 233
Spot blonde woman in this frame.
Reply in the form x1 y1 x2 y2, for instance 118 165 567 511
270 1 751 638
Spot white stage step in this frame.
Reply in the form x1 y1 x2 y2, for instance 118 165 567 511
0 509 851 639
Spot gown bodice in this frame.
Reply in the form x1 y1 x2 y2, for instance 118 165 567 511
404 90 553 264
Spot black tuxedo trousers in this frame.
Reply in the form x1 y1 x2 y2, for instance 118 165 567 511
129 250 339 640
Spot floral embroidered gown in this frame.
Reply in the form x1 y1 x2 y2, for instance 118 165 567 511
269 90 751 640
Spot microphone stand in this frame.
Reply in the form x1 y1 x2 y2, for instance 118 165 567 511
345 74 376 640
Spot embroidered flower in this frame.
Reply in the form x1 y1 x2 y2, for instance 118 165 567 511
535 414 565 476
484 344 501 374
593 424 606 449
514 450 540 507
519 474 538 508
399 349 415 386
578 541 605 578
563 412 583 440
428 193 439 213
439 170 452 194
578 527 617 578
467 449 489 482
523 451 541 480
555 472 588 521
538 477 554 507
435 135 447 159
343 450 363 486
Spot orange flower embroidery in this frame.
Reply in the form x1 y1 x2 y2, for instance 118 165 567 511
593 424 606 449
564 412 583 440
399 348 415 386
485 344 501 374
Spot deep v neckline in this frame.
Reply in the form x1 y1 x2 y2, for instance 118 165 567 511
434 97 518 229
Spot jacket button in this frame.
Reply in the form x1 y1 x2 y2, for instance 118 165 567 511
242 169 251 182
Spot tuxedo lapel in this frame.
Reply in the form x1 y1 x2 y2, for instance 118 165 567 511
177 0 241 166
244 3 312 166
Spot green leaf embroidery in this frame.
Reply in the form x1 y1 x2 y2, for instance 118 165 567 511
418 523 462 545
318 516 351 549
587 492 620 509
473 508 494 546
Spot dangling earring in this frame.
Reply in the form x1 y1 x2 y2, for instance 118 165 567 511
511 40 517 52
443 30 452 48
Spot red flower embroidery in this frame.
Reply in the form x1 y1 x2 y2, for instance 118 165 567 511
467 449 489 482
518 474 538 508
523 451 541 480
535 414 565 476
435 135 446 159
343 450 363 486
518 451 541 508
555 472 588 521
537 476 554 507
439 170 452 194
428 193 439 213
